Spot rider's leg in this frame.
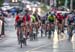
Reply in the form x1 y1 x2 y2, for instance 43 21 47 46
16 27 20 44
48 24 51 39
48 29 51 39
41 25 43 37
67 25 72 41
17 28 20 39
52 23 55 37
57 23 61 39
61 20 64 33
45 23 48 37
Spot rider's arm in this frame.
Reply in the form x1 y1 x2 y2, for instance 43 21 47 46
15 16 19 25
66 15 69 26
15 15 19 29
23 16 26 25
54 16 56 25
27 15 31 22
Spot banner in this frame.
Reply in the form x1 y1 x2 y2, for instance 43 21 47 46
0 20 2 34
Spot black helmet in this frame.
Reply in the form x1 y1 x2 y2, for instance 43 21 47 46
25 8 29 13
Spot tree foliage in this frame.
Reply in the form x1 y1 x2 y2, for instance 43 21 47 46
56 0 65 7
28 0 75 9
73 0 75 9
40 4 48 12
0 0 4 7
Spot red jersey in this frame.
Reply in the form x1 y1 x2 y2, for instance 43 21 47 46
56 13 64 20
15 14 31 24
24 14 31 22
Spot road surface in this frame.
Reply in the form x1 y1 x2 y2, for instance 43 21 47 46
0 17 75 52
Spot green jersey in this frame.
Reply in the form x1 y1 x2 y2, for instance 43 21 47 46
31 15 36 22
48 15 55 22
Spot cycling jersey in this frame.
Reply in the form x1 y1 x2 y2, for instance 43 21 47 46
24 14 31 22
31 15 36 22
56 13 64 24
73 16 75 23
48 15 55 23
33 14 39 22
67 14 74 25
15 15 25 27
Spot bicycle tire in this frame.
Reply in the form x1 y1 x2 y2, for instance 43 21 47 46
20 41 22 48
19 28 24 48
68 25 73 41
23 38 27 46
24 40 27 46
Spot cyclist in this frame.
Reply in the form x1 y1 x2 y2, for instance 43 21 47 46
67 12 75 41
15 13 25 43
56 13 64 39
60 13 66 33
31 10 41 39
24 9 31 24
47 13 55 39
33 10 41 31
31 14 36 23
41 14 48 37
30 14 37 40
23 9 31 39
30 14 36 31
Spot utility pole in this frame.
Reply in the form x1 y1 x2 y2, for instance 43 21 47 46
64 0 68 8
54 0 57 7
70 0 73 11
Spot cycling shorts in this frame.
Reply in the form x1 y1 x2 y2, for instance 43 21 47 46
48 21 54 24
41 20 45 24
16 21 23 28
57 19 63 24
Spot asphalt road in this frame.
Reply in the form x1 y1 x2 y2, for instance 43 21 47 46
0 17 75 52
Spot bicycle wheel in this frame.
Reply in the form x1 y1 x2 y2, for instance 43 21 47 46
30 32 33 41
45 24 47 37
18 35 23 48
23 38 27 46
41 27 43 37
19 30 23 48
68 25 73 41
48 29 51 39
20 40 22 48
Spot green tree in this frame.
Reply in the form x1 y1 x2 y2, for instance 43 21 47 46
0 0 4 7
56 0 65 7
73 0 75 9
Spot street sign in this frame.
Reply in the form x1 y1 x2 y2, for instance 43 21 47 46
0 20 2 34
